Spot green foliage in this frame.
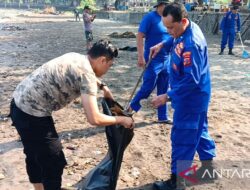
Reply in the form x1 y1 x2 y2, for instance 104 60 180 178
214 0 231 4
0 0 96 7
43 0 57 5
45 0 51 4
79 0 96 10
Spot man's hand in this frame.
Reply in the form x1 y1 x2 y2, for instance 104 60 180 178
91 14 96 21
117 116 134 129
151 94 168 108
137 55 146 68
102 85 114 100
150 42 163 59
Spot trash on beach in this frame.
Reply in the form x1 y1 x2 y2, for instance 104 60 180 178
109 31 136 38
1 25 26 31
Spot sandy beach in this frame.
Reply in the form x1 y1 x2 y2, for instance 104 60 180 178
0 9 250 190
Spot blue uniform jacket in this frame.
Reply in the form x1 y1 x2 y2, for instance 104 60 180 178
163 21 211 113
220 11 240 33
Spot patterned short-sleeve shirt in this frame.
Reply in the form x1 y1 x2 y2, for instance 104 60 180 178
13 52 97 117
83 12 93 31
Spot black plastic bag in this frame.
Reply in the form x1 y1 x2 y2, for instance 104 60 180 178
81 98 134 190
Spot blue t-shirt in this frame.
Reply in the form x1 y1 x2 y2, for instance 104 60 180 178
139 11 170 62
164 21 211 113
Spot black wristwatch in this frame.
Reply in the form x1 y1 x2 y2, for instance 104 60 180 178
99 82 107 90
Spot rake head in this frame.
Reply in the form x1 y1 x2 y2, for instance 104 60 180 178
242 50 249 59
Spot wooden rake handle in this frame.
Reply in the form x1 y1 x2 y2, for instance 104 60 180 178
125 57 153 110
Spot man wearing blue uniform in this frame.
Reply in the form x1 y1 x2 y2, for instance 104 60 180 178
128 0 172 124
151 3 216 190
219 6 241 55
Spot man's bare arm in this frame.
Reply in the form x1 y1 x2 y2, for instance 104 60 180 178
81 94 134 128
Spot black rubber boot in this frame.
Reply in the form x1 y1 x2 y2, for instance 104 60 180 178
219 48 224 55
196 160 217 181
228 48 235 55
153 174 186 190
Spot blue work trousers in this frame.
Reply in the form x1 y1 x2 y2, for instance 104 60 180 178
171 109 216 175
130 59 169 121
221 31 236 49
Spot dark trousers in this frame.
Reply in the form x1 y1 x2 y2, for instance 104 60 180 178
10 100 67 190
75 13 80 21
221 31 235 49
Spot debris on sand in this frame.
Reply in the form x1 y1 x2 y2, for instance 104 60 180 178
119 46 137 52
0 115 8 122
109 31 136 38
0 173 5 180
1 25 26 31
43 6 59 15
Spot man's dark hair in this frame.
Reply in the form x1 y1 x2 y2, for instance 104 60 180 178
232 5 239 10
163 2 188 22
88 39 118 60
84 5 91 10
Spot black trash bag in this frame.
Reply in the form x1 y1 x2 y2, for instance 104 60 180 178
81 98 134 190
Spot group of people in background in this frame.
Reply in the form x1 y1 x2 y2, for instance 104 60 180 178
75 2 242 57
10 0 245 189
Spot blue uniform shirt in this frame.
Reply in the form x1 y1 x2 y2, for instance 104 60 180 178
139 11 171 62
163 21 211 113
220 11 241 33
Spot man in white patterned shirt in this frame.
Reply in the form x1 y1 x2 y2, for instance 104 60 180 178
10 39 134 190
